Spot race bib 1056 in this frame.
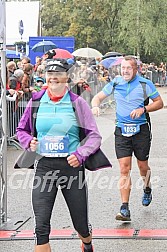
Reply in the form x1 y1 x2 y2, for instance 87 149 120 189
40 135 69 157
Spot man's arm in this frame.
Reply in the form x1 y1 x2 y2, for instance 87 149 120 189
130 95 164 119
91 91 108 116
145 95 164 112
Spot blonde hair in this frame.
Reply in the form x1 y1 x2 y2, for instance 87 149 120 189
7 61 16 70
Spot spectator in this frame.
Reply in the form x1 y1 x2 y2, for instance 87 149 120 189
34 56 42 73
21 56 31 70
8 69 24 91
6 61 16 78
22 63 35 94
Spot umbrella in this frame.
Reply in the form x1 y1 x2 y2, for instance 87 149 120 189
32 40 57 53
52 48 74 59
72 47 103 58
100 57 124 69
109 57 142 68
102 51 123 60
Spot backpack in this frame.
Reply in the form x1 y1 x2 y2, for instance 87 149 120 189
139 81 151 126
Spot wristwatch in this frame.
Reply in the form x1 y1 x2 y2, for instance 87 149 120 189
144 106 147 113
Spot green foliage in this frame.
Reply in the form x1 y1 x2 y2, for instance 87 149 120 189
40 0 167 63
118 0 167 63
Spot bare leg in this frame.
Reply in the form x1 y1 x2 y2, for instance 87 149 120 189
137 159 151 188
78 233 93 251
118 156 132 203
34 243 51 252
78 234 92 244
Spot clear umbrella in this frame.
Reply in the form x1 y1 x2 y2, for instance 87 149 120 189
72 47 103 58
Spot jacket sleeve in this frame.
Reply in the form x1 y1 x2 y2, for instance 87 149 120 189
16 99 34 149
72 98 102 164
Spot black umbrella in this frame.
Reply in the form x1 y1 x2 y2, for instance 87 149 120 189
102 51 123 60
32 40 57 53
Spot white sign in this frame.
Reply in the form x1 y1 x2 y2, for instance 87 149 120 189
0 0 6 44
6 1 39 44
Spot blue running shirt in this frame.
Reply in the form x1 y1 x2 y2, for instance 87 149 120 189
102 75 159 127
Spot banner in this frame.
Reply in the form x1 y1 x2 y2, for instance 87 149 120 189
0 0 6 44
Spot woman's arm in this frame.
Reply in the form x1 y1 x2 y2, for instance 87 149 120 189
16 99 34 149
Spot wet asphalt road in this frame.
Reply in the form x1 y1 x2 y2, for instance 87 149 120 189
1 87 167 252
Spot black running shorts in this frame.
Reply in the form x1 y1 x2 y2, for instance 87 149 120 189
114 123 152 161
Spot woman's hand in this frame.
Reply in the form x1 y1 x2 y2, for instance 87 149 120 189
67 154 80 168
17 90 24 98
30 137 38 152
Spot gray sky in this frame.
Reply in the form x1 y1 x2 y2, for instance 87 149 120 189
6 1 39 44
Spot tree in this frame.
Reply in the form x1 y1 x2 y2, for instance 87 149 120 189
40 0 167 62
41 0 70 36
118 0 167 62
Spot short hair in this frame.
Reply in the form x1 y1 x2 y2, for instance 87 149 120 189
23 63 33 73
14 69 24 78
37 64 45 73
7 61 16 69
123 56 137 68
21 56 31 63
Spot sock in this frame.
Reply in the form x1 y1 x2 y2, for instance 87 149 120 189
144 187 152 194
83 241 93 251
122 202 129 209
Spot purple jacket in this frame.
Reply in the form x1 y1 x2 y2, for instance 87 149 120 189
16 89 102 165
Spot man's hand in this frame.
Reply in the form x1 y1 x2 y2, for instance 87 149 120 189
92 106 100 117
130 108 144 119
67 154 80 168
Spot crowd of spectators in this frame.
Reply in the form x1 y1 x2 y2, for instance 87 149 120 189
139 62 166 85
2 52 167 103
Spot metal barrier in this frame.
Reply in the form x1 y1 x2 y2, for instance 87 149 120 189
146 70 152 82
94 79 115 110
6 93 29 149
69 78 115 110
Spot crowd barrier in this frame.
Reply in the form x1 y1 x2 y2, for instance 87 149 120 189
6 93 29 149
69 79 114 107
145 70 167 86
